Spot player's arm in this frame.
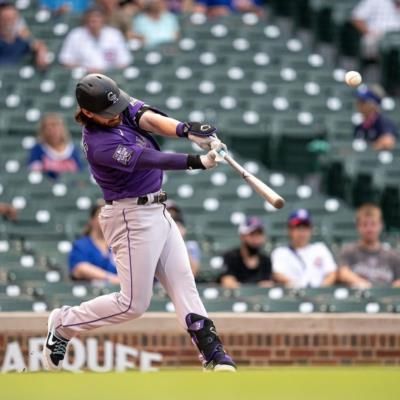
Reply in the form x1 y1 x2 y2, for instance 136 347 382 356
138 108 223 150
138 110 181 138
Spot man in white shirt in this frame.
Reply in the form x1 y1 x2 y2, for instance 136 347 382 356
271 209 337 288
59 7 132 72
352 0 400 59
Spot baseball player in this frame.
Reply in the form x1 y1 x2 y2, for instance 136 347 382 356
42 74 236 372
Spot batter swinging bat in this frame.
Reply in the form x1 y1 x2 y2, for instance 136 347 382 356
218 150 285 209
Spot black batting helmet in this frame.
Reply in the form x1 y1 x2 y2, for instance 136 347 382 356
75 74 130 118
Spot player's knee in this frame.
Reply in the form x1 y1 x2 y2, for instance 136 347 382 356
121 298 150 319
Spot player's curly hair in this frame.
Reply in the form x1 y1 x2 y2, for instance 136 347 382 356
75 108 91 125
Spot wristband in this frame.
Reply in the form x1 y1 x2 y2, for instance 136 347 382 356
187 155 205 170
176 122 188 138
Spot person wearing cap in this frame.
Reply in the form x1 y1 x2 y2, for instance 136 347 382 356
353 84 398 150
271 209 337 288
166 200 202 277
58 7 132 72
220 216 273 289
43 73 237 372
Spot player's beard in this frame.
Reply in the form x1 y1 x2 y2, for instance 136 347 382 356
104 114 122 127
91 114 122 128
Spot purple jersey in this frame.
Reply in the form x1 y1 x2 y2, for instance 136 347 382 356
82 99 187 201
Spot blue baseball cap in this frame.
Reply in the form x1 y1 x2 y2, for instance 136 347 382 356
238 216 264 235
355 85 382 105
288 209 312 227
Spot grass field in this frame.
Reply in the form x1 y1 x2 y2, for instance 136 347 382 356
1 368 400 400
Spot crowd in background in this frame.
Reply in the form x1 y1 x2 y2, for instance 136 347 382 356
61 199 400 289
1 0 400 290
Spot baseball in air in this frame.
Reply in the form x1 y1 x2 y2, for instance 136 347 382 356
345 71 362 87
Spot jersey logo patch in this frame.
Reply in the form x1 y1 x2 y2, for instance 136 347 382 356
112 145 133 165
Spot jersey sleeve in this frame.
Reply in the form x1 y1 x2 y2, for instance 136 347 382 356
92 137 145 173
124 98 168 129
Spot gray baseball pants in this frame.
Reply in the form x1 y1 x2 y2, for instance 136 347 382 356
55 196 207 340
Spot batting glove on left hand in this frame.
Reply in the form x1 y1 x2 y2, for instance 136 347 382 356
176 122 219 151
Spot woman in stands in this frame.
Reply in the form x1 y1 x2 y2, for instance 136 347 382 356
69 202 119 285
28 113 83 179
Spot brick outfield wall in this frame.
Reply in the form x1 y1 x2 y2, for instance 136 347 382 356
1 313 400 367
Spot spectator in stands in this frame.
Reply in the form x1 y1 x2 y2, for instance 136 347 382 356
40 0 91 14
352 0 400 60
353 84 398 150
0 203 17 220
133 0 179 48
96 0 136 38
28 113 83 179
0 1 30 38
339 204 400 288
69 202 119 284
193 0 265 18
166 200 201 277
0 3 48 68
271 209 337 288
220 216 273 288
59 7 132 71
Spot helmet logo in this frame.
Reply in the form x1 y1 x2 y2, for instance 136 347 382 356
107 91 118 103
201 124 211 131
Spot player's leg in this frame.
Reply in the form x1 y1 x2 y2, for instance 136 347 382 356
155 216 236 371
43 203 168 370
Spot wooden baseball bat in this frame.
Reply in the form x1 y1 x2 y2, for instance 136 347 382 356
218 150 285 209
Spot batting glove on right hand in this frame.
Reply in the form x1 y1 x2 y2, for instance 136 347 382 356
200 149 219 169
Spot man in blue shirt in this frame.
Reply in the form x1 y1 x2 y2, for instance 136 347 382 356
0 3 48 67
353 84 398 150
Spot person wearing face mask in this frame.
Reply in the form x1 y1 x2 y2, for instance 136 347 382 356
271 209 337 288
220 216 273 289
